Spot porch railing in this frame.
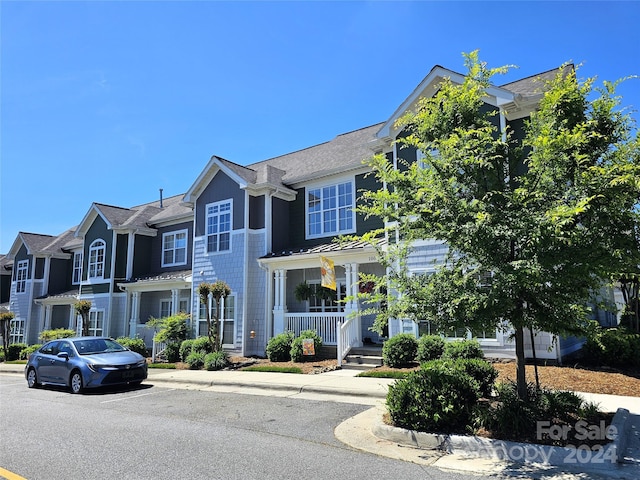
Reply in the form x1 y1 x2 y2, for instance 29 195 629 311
336 314 359 367
284 312 344 346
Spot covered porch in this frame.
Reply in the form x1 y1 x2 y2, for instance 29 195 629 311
118 270 192 347
259 241 386 364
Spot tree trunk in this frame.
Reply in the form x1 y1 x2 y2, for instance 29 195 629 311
529 327 540 390
514 324 528 400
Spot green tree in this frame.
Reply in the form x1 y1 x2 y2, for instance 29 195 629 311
198 281 231 351
74 300 92 337
0 312 15 358
353 51 640 400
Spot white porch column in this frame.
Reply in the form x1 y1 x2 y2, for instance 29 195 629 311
272 269 286 335
44 304 53 331
171 289 179 315
344 263 362 347
129 291 140 337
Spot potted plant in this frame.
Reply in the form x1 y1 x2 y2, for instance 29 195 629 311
294 282 312 302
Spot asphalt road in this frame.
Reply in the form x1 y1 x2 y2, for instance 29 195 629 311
0 373 504 480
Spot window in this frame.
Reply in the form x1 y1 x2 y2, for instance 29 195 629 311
308 281 346 313
198 294 235 345
307 181 354 238
72 252 83 284
10 318 25 344
162 230 187 267
16 260 28 293
160 300 172 318
88 310 104 336
206 201 232 253
88 240 105 279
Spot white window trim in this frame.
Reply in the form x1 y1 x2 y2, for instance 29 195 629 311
305 179 356 240
16 260 28 293
159 299 172 318
88 239 106 280
88 309 104 336
205 199 233 254
198 294 236 347
72 251 83 285
161 229 188 267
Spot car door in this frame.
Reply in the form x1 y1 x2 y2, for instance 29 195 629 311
35 341 60 382
48 340 74 384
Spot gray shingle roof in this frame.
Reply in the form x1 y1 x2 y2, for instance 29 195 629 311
247 124 383 185
500 65 573 97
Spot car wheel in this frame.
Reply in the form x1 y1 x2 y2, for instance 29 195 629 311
27 368 39 388
70 370 83 394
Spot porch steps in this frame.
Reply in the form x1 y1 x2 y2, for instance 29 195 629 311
342 346 384 371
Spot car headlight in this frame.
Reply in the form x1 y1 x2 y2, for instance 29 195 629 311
136 360 147 368
87 363 101 372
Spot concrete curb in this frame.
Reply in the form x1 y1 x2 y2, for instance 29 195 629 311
372 406 633 471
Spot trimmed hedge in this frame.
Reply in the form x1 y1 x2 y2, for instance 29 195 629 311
116 337 148 357
443 339 484 360
382 333 418 367
266 332 294 362
416 335 445 362
204 351 229 371
290 330 323 362
387 359 480 433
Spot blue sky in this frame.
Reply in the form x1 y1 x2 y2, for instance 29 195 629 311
1 1 639 253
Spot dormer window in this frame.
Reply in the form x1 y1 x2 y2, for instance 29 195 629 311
306 180 355 239
88 239 105 279
162 230 188 267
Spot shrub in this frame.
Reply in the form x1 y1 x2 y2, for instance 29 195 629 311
191 336 214 355
443 339 484 360
583 327 640 368
290 330 323 362
39 328 75 343
382 333 418 368
179 339 196 362
204 351 229 371
266 332 294 362
386 359 480 433
164 342 181 363
457 358 497 398
482 382 595 444
20 344 42 360
416 335 445 363
185 351 205 370
116 337 148 356
6 343 27 361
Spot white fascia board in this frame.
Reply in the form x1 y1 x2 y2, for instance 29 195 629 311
74 204 111 238
258 246 379 270
287 164 371 190
183 156 249 204
112 227 157 237
377 67 516 141
117 278 192 293
244 183 297 202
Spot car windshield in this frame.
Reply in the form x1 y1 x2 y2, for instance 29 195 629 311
73 339 127 355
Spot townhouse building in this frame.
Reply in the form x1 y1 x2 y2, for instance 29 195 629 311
4 63 616 362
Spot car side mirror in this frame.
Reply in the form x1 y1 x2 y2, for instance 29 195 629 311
57 352 69 360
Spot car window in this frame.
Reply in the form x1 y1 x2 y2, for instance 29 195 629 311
40 341 59 355
58 341 74 356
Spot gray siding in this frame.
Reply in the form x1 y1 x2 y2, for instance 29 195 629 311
149 221 193 274
195 172 245 237
271 197 290 253
83 215 112 281
49 258 70 294
249 195 265 230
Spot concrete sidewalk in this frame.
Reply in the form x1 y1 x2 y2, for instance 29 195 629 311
3 362 639 479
